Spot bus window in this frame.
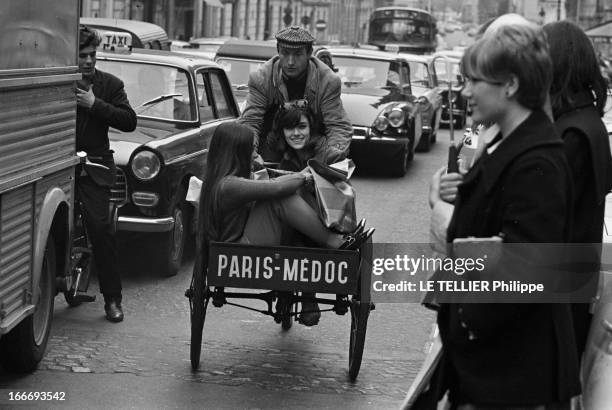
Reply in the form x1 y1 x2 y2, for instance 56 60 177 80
368 7 437 54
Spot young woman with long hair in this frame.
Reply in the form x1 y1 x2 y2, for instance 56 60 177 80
195 121 372 326
199 121 369 247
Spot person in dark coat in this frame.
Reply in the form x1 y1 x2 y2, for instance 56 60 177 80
76 26 137 322
435 23 581 408
543 20 612 359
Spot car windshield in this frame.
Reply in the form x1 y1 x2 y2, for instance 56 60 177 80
370 17 433 43
96 60 195 121
407 61 430 87
216 58 265 87
333 57 397 89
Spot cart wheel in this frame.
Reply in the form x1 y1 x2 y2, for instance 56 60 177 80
348 298 370 381
190 267 209 370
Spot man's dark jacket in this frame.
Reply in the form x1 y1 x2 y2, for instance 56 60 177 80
76 69 137 156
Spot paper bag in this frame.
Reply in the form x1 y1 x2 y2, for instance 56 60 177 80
307 158 357 233
186 176 203 205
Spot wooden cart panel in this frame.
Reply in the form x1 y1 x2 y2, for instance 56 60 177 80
208 242 360 294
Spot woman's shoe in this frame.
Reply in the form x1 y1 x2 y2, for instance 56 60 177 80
298 301 321 326
340 227 375 250
353 218 366 236
341 219 366 244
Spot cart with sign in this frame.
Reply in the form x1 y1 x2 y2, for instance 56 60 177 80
186 239 374 381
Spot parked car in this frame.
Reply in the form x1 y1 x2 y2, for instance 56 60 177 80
398 53 442 152
329 47 425 177
214 39 278 110
80 17 171 50
95 48 240 276
433 51 468 129
170 39 193 50
188 36 237 59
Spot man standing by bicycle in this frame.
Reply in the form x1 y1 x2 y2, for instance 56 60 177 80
76 25 137 322
238 26 353 162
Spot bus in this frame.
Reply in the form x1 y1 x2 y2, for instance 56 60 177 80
368 7 437 54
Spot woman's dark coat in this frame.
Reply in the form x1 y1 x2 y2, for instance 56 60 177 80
554 90 612 357
437 110 581 406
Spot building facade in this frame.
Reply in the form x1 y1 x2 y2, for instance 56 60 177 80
81 0 403 44
80 0 223 40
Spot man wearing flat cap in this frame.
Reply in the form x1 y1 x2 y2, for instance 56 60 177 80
239 26 352 161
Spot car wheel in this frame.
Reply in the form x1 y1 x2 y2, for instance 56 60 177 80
390 143 410 177
416 130 431 152
153 200 188 277
431 117 437 144
0 234 55 372
454 114 465 130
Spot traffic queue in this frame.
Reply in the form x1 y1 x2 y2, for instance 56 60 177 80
1 2 612 409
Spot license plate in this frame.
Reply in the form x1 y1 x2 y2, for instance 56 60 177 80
208 242 359 293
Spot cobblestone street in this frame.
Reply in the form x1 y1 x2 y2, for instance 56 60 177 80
1 134 447 408
37 282 435 404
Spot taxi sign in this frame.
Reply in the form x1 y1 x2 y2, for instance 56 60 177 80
99 30 132 53
385 44 400 53
208 242 359 294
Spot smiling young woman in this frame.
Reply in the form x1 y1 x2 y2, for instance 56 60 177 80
271 106 346 172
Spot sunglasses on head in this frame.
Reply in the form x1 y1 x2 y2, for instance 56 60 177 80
282 99 309 110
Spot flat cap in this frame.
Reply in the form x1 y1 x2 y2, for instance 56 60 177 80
275 26 315 49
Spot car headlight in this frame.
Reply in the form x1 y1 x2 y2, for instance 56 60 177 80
387 108 405 128
373 116 389 132
131 150 162 180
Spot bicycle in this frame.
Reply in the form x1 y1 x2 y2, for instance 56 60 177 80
63 151 120 307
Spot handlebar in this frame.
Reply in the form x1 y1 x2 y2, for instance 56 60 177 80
77 151 111 172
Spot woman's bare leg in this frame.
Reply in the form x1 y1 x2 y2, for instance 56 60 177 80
240 194 343 248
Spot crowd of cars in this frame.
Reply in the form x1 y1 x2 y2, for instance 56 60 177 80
74 18 612 401
83 17 472 273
